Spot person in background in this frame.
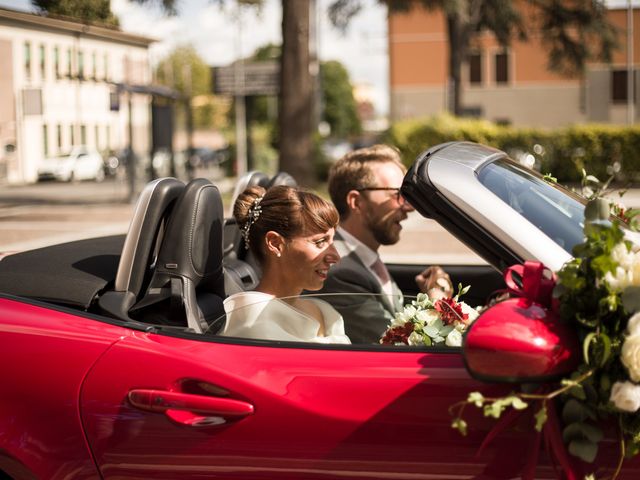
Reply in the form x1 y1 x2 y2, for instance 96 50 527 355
317 144 453 344
220 185 350 344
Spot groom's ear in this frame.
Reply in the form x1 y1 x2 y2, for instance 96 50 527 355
264 230 285 257
346 190 361 212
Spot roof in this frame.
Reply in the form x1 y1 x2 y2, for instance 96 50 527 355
0 6 155 48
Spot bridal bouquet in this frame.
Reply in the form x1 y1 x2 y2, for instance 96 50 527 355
380 285 479 347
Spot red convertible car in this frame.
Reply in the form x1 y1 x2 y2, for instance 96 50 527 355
0 141 638 479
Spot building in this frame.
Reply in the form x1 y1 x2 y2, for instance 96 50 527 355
0 7 154 184
388 4 640 127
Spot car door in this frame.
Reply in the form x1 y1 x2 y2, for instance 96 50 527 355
80 331 559 479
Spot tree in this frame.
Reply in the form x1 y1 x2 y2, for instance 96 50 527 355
278 0 314 183
321 60 361 138
32 0 119 26
329 0 618 116
155 45 211 99
135 0 315 183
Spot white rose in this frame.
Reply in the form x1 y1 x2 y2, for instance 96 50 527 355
603 267 632 291
460 302 480 323
610 381 640 412
415 308 440 326
628 312 640 336
445 329 463 347
391 305 417 327
407 331 424 346
622 335 640 382
611 243 634 269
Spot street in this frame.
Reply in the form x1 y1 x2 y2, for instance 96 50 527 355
2 178 639 264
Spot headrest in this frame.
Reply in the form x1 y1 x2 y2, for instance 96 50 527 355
268 171 297 188
155 178 225 295
114 177 184 295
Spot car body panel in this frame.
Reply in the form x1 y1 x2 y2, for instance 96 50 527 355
0 297 129 479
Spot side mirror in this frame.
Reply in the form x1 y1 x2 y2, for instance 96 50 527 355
463 297 580 383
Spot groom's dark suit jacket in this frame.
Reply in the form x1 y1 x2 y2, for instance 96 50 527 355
317 231 403 344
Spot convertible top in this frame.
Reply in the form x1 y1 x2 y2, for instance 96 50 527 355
0 235 124 309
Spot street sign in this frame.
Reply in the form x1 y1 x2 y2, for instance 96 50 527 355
212 61 279 96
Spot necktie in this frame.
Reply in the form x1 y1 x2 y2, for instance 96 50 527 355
371 257 390 284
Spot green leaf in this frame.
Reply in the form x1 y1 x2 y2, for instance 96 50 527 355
622 286 640 313
422 335 432 347
583 332 596 365
535 405 548 432
423 326 439 338
562 399 596 423
467 392 484 407
585 198 610 223
451 418 467 436
510 397 528 410
568 438 598 463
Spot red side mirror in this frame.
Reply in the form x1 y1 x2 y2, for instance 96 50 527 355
463 297 580 383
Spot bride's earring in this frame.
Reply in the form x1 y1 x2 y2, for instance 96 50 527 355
276 251 281 258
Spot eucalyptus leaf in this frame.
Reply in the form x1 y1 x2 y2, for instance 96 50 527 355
568 438 598 463
440 325 454 336
423 326 439 338
562 399 592 423
451 418 467 436
622 286 640 313
585 198 611 222
583 332 596 365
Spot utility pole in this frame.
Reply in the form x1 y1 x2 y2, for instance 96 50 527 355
234 0 248 178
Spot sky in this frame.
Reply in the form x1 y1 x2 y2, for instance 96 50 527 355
0 0 390 115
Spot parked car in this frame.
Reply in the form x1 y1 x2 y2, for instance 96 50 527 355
1 142 639 479
37 147 106 182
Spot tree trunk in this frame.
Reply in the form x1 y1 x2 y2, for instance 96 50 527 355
278 0 313 184
446 12 464 116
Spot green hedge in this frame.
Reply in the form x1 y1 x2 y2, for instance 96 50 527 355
384 114 640 183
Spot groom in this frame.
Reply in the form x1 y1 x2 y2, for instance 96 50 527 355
318 144 452 344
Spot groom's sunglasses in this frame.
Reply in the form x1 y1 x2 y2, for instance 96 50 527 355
356 187 404 203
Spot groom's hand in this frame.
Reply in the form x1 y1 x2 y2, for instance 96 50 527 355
415 266 453 299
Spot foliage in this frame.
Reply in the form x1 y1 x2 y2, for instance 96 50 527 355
329 0 618 115
155 45 211 98
32 0 119 26
320 60 361 138
450 184 640 476
385 114 640 184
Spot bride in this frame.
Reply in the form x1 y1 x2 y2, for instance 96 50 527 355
220 185 351 344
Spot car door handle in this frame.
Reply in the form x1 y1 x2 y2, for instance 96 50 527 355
128 389 254 419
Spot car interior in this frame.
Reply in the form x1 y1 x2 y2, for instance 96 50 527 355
0 169 504 341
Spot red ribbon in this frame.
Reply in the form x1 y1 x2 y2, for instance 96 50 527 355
475 398 582 479
504 261 556 308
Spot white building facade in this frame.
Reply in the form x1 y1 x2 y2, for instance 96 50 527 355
0 7 154 184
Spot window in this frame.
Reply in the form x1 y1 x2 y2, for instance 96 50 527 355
80 125 86 145
468 52 482 85
612 69 636 103
24 41 31 80
106 125 111 149
57 124 62 151
92 51 97 80
95 125 100 150
495 51 509 84
43 124 49 157
77 50 84 79
104 53 109 81
39 44 46 81
67 48 73 78
70 125 75 146
54 46 60 79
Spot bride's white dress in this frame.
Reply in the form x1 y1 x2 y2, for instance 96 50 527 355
220 291 351 344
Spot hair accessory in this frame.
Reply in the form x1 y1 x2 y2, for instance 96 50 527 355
241 196 264 246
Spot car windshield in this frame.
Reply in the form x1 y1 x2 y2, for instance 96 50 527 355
478 159 587 254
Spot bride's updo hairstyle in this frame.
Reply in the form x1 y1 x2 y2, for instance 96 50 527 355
234 185 339 262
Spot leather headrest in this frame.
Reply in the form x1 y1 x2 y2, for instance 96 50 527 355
156 178 224 295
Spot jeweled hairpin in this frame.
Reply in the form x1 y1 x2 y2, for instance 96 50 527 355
241 196 264 246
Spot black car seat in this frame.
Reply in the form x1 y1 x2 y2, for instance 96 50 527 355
129 178 226 333
98 177 184 322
